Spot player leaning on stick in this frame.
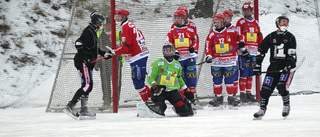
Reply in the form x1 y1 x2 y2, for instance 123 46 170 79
223 10 242 103
236 2 263 104
106 9 151 102
146 44 194 117
253 16 297 120
64 11 111 119
204 13 246 107
166 9 198 103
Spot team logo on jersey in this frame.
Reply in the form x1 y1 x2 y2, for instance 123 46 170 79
264 76 273 87
177 30 180 32
186 32 190 37
166 67 169 70
174 71 177 77
226 36 231 42
283 39 288 43
122 37 126 42
248 23 251 26
273 39 277 43
174 64 180 69
161 69 164 73
217 34 220 37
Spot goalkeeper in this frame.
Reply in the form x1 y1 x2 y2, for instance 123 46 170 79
146 44 194 117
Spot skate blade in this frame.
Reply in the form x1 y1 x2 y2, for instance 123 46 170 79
248 102 259 106
79 115 96 120
192 104 204 110
228 106 238 110
253 116 263 120
63 109 79 120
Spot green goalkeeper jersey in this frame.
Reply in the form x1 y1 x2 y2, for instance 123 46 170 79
147 58 186 90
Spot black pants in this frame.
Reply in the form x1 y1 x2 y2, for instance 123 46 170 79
260 63 295 109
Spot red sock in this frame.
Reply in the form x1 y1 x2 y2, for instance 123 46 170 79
189 87 196 95
226 84 234 95
233 81 239 94
246 77 253 93
239 78 246 93
213 84 223 95
138 87 149 102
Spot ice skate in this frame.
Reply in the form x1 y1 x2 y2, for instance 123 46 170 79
240 93 248 105
228 95 240 107
253 108 266 120
63 101 79 120
282 105 290 119
79 106 96 120
246 92 258 105
209 95 223 110
79 95 96 120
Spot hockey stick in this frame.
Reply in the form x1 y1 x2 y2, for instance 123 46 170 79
196 47 239 65
90 57 103 63
261 57 306 73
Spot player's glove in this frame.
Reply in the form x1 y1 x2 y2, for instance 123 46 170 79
238 41 245 48
241 48 250 60
205 55 212 63
104 50 113 60
173 51 180 60
253 64 261 76
151 83 166 96
184 88 195 103
189 46 195 53
283 57 296 74
253 53 264 76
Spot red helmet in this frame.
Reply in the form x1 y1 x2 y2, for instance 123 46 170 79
242 2 253 11
174 10 187 18
115 9 129 16
223 10 233 18
177 6 188 14
213 13 225 21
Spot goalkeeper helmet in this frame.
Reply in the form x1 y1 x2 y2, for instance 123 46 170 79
163 44 175 62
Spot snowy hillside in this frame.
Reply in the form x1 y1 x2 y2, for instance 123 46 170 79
1 0 320 109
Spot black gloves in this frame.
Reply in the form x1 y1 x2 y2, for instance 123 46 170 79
104 50 113 60
184 88 195 103
253 64 261 76
205 56 212 63
241 49 250 60
189 46 195 53
173 51 180 60
151 83 166 96
253 54 264 76
238 41 245 48
283 57 296 73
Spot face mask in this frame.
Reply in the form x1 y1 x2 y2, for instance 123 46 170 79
279 26 288 32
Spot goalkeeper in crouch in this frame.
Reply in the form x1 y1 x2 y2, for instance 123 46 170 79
146 44 194 117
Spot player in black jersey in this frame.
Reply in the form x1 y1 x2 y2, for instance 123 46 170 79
253 16 297 119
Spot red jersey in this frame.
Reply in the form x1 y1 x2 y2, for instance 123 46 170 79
166 25 197 61
205 27 245 67
114 21 149 63
171 20 199 51
236 17 263 56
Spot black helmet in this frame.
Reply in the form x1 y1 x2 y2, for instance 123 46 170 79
275 16 289 28
163 44 175 62
90 11 105 25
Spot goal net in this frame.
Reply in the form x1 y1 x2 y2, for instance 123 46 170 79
46 0 319 112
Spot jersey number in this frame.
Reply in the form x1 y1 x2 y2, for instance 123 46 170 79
274 43 286 58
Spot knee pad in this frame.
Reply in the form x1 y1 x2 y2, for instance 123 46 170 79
277 82 289 96
175 103 194 117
